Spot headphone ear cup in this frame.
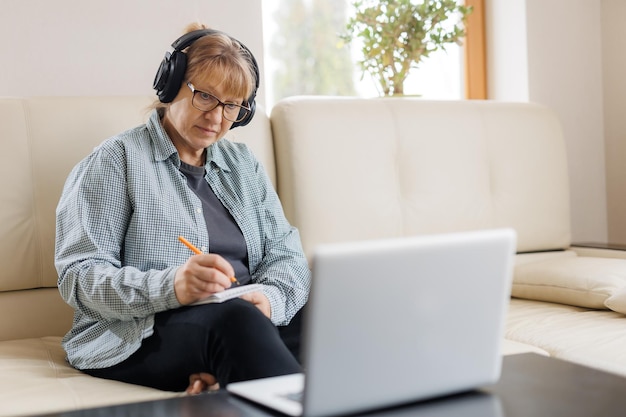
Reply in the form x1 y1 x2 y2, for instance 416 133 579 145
230 44 259 130
153 50 187 103
230 99 256 129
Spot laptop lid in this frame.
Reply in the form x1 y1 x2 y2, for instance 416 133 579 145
229 228 516 417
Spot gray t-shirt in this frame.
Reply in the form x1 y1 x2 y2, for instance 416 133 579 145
179 161 252 285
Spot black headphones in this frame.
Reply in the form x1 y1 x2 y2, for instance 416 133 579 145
153 29 258 129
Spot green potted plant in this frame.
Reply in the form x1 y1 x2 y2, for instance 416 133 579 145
341 0 472 96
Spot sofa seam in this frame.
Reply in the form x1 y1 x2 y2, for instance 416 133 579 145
21 100 46 289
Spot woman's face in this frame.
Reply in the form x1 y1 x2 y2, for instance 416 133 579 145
162 74 245 166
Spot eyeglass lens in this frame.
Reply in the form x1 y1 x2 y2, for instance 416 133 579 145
191 89 248 122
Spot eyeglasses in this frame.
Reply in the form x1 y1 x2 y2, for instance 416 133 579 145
186 82 250 122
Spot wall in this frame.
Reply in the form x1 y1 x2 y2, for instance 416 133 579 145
0 0 266 107
483 0 529 101
486 0 610 244
601 0 626 244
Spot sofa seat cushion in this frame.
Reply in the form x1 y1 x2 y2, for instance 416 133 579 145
513 251 626 314
506 298 626 377
0 336 180 417
501 339 549 356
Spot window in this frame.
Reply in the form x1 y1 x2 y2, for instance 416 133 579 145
262 0 484 109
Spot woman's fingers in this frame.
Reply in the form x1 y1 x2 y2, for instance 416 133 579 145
174 254 235 304
239 291 271 318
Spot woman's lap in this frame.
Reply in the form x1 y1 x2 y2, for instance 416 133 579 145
84 299 303 391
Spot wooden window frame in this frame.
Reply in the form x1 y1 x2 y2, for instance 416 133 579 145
464 0 487 99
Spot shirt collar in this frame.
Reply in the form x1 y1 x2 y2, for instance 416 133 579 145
147 110 179 164
205 142 232 173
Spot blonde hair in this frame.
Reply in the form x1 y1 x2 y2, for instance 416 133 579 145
152 23 256 111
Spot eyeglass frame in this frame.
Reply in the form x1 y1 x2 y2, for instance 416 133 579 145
186 82 251 123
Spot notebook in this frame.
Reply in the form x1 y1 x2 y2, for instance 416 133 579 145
227 228 516 417
191 284 263 305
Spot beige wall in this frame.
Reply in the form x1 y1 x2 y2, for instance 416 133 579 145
486 0 612 244
0 0 266 107
601 0 626 244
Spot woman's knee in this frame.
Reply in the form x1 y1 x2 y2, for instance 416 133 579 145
213 298 277 336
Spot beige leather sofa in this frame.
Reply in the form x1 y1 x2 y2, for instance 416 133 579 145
1 96 625 416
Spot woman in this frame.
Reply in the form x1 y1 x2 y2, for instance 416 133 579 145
55 23 310 393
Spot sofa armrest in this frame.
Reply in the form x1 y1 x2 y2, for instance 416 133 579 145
570 242 626 259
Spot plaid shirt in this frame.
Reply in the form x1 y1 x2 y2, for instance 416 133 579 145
55 110 311 370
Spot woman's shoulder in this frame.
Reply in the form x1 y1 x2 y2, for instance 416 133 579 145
216 137 252 152
70 125 152 174
214 138 257 162
94 124 151 154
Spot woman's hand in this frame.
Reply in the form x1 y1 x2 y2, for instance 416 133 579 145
186 372 219 394
174 254 235 305
239 291 271 319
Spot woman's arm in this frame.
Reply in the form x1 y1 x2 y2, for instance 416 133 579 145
55 143 181 320
244 156 311 325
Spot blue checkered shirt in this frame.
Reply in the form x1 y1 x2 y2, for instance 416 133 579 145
55 110 311 370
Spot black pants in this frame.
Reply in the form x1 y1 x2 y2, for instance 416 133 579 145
84 299 304 391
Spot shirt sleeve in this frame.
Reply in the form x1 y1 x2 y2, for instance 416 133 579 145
246 156 311 326
55 143 181 322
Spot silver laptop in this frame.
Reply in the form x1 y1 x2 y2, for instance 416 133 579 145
227 228 516 417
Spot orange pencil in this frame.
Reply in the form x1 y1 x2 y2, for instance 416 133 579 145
177 236 240 285
178 235 202 255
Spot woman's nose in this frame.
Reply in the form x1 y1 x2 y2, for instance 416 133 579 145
204 105 223 123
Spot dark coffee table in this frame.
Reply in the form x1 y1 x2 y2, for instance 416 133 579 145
33 353 626 417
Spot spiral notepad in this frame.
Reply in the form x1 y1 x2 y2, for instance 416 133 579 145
191 284 263 306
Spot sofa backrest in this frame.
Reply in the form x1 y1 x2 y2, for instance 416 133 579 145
271 96 572 258
0 94 572 340
0 96 274 340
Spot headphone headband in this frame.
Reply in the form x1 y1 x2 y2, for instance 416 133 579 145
153 29 259 129
170 29 217 54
